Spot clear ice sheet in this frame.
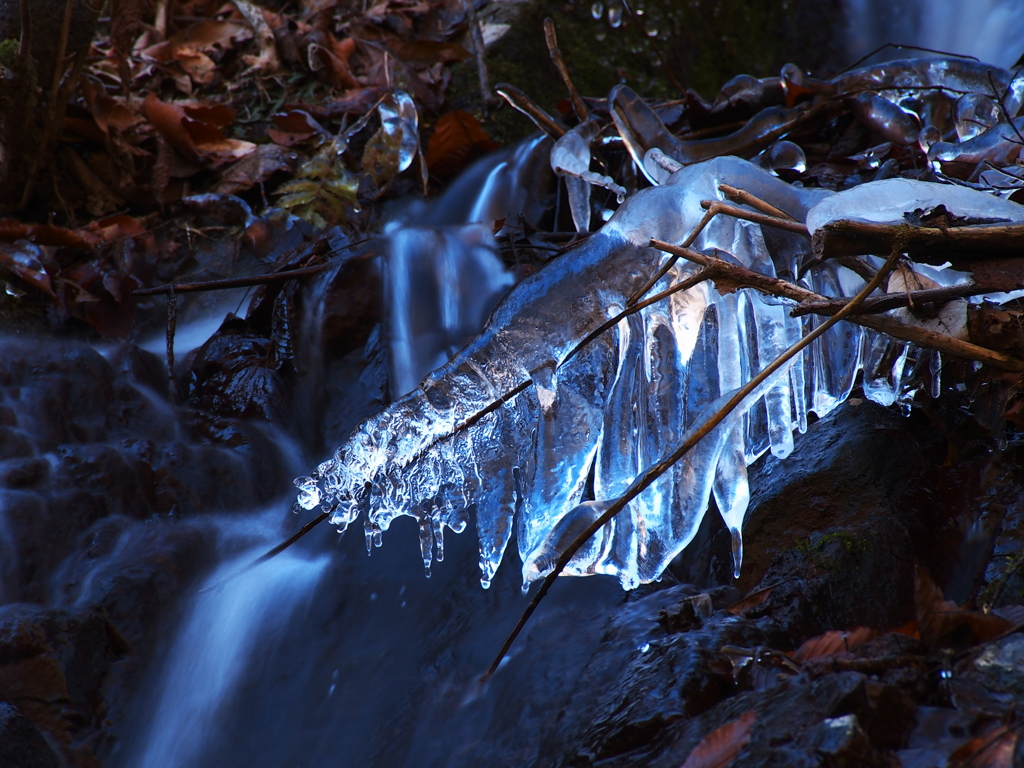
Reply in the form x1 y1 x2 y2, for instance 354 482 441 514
296 155 1024 590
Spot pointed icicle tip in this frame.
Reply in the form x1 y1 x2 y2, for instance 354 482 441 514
730 527 744 580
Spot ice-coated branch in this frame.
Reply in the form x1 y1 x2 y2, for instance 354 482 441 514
651 240 1024 372
482 247 903 681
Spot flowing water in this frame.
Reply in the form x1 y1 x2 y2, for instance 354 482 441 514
3 3 1022 765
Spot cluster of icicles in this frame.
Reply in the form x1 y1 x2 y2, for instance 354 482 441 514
295 57 1024 591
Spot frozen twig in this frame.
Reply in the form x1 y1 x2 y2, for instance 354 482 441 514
652 240 1024 372
812 219 1024 263
792 283 989 316
482 248 902 681
628 200 808 306
495 83 566 139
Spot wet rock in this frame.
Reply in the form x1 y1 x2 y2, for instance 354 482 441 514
0 702 61 768
0 606 129 767
545 585 768 767
186 314 290 422
737 399 949 643
969 634 1024 696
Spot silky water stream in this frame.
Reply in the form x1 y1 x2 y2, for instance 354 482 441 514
110 136 631 768
3 4 1023 764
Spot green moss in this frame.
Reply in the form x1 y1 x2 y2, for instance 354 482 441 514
448 0 846 144
0 38 18 70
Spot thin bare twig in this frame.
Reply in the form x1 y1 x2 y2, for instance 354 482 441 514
481 248 902 681
627 200 807 306
462 0 498 112
718 184 797 221
495 83 566 139
18 0 74 211
564 267 717 364
792 282 989 316
543 18 588 122
134 238 369 296
198 511 331 594
135 263 334 296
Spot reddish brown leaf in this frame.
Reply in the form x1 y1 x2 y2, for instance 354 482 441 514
727 585 777 616
916 565 1014 647
81 77 141 134
183 103 237 129
305 30 359 89
143 94 198 162
394 40 471 65
948 724 1017 768
426 111 498 179
268 110 326 146
680 711 756 768
792 627 879 662
214 144 297 195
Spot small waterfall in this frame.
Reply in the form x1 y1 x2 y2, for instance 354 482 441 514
126 534 329 768
382 135 549 397
844 0 1024 67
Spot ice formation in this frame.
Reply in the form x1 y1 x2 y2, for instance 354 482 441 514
293 151 1024 591
295 53 1024 591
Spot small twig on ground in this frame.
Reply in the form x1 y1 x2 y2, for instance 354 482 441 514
135 263 334 296
543 18 588 122
495 83 566 139
134 238 368 296
627 199 808 306
481 248 902 681
988 70 1024 147
18 0 74 211
463 0 498 112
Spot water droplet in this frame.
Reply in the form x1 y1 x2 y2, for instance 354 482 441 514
645 21 658 37
480 577 491 589
638 642 650 653
591 1 603 19
595 29 607 41
327 684 336 697
608 4 622 27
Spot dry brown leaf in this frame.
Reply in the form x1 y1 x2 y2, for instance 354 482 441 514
426 111 498 179
214 144 297 195
792 627 879 662
679 710 756 768
948 724 1017 768
916 565 1014 648
81 77 142 135
727 585 777 616
143 95 255 168
268 110 326 146
305 30 359 89
394 40 471 65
